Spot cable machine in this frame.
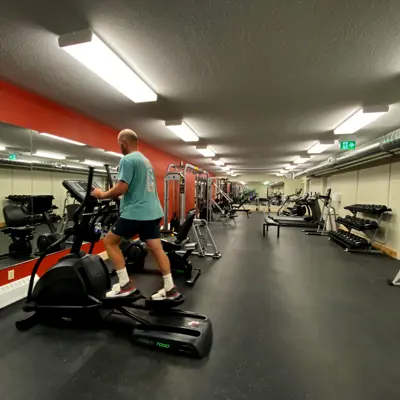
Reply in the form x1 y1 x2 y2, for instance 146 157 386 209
163 163 211 227
163 164 221 259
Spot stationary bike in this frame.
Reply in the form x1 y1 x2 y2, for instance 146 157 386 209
15 167 212 358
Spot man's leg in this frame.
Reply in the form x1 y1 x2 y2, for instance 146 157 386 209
103 220 138 298
141 219 181 301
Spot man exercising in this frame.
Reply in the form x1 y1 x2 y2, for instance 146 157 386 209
91 129 181 301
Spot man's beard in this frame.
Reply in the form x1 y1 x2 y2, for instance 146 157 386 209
121 145 128 155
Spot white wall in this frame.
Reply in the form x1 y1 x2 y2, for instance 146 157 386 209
0 167 106 223
328 159 400 258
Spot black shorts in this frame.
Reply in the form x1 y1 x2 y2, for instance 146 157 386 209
111 218 162 241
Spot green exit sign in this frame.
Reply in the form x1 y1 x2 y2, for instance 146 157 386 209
340 140 356 150
8 153 17 161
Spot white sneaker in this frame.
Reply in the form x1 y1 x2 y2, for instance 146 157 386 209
105 281 138 298
151 286 182 301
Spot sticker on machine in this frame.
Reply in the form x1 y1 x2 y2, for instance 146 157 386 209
188 321 200 327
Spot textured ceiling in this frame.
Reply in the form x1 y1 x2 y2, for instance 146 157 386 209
0 0 400 182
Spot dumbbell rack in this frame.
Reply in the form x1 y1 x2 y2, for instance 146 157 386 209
329 204 391 254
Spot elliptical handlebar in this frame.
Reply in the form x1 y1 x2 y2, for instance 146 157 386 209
73 166 95 227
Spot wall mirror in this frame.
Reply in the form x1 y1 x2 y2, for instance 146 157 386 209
0 121 121 270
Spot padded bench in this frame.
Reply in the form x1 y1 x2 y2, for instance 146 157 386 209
263 216 280 238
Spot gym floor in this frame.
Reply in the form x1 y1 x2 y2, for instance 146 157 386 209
1 213 399 400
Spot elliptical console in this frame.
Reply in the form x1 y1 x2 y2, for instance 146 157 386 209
16 166 213 358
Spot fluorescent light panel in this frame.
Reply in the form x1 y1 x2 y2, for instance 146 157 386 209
212 158 224 166
105 151 123 157
334 106 389 134
39 132 85 146
34 151 66 160
307 141 335 154
165 121 199 142
59 30 157 103
65 164 88 170
293 156 310 164
196 146 215 158
83 159 104 167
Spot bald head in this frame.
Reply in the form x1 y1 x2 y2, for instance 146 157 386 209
118 129 138 155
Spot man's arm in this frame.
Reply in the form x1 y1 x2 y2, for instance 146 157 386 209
92 181 128 200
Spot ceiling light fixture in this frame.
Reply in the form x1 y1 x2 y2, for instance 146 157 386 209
0 146 6 151
165 121 199 142
212 158 224 166
239 181 246 185
65 164 88 170
34 151 66 160
263 181 270 185
279 169 287 174
307 140 335 154
221 166 230 171
334 106 389 134
275 173 283 176
196 146 215 158
59 29 157 103
39 132 86 146
293 156 311 164
82 159 104 167
105 151 123 157
285 164 298 171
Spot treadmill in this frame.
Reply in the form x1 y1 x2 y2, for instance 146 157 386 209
269 193 322 228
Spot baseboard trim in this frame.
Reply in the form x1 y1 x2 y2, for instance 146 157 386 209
0 275 39 309
372 242 398 259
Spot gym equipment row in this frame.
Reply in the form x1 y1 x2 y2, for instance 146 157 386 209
15 166 213 359
329 203 392 253
263 189 336 237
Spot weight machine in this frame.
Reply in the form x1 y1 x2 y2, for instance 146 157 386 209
163 164 221 259
163 163 211 227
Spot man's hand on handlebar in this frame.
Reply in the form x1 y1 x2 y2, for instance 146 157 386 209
91 188 105 199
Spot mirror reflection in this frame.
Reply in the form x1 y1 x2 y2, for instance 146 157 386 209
0 121 120 270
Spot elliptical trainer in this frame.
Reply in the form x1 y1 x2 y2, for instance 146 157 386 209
16 166 212 358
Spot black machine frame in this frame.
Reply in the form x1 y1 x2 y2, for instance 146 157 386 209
15 166 213 359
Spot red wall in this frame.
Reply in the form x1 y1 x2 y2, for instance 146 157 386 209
0 80 199 286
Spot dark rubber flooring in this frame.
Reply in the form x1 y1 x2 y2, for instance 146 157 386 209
1 213 400 400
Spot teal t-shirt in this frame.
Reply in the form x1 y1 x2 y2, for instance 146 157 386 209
118 151 164 221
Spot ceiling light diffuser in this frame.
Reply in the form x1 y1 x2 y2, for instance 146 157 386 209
39 132 85 146
165 121 199 142
293 156 311 164
307 140 335 154
334 106 389 134
83 159 104 167
34 151 66 160
65 164 88 170
196 146 215 158
105 151 123 157
59 29 157 103
212 158 224 166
